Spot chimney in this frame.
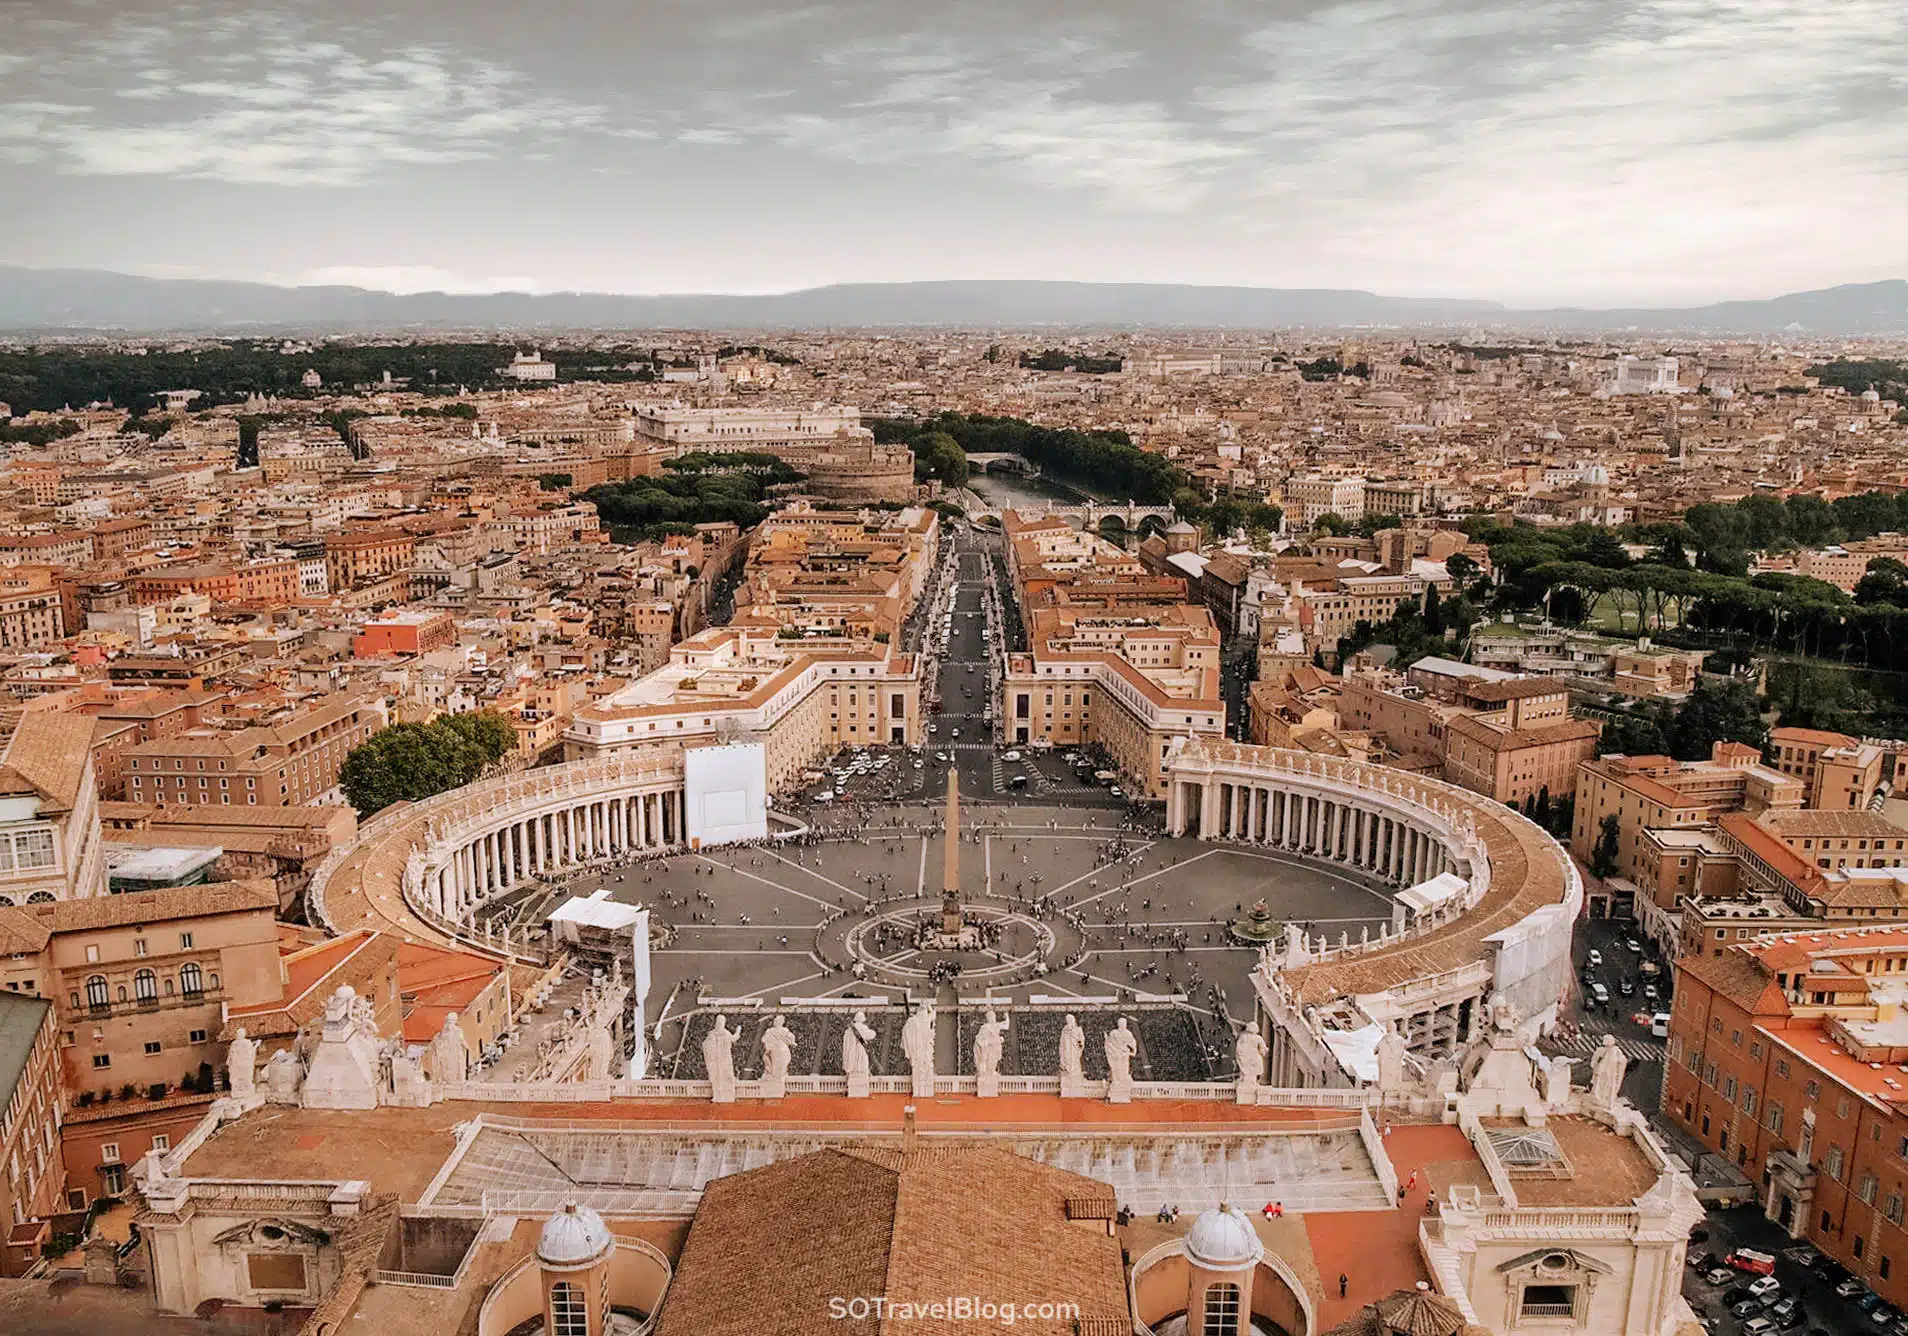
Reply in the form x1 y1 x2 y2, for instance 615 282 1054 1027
902 1103 918 1152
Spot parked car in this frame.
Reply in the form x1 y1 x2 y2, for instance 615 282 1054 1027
1724 1288 1753 1307
1746 1274 1782 1299
1872 1305 1902 1329
1689 1251 1719 1271
1587 949 1603 966
1705 1268 1736 1287
1625 936 1644 953
1732 1301 1765 1321
1768 1296 1802 1326
1855 1290 1886 1314
1743 1318 1776 1336
1591 982 1611 1005
1836 1277 1870 1299
1651 1013 1672 1038
1620 978 1636 996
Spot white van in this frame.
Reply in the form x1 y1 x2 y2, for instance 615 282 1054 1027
1650 1012 1671 1039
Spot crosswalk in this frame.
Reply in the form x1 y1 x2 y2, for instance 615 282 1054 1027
1542 1031 1663 1064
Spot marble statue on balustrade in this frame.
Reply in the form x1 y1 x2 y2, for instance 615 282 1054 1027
1589 1034 1628 1108
761 1014 796 1100
1059 1013 1087 1097
704 1014 738 1103
902 1001 936 1098
1105 1017 1138 1104
843 1010 876 1098
1456 991 1553 1118
584 1017 617 1083
1234 1022 1267 1105
226 1027 257 1099
1375 1022 1409 1096
383 1038 430 1106
974 1009 1008 1098
428 1013 468 1085
302 984 384 1110
1542 1054 1575 1109
262 1046 304 1103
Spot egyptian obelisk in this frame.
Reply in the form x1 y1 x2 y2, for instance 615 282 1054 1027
940 769 962 934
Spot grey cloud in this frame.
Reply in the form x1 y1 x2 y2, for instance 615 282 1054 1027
0 0 1904 301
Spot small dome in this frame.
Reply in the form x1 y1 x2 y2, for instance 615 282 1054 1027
538 1201 613 1266
1184 1203 1265 1270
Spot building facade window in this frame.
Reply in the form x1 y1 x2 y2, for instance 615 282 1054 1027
550 1281 588 1336
1202 1282 1241 1336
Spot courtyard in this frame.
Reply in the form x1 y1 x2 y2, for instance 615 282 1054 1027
512 800 1403 1081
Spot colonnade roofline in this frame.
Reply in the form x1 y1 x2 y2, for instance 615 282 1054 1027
1163 738 1580 1009
310 751 693 956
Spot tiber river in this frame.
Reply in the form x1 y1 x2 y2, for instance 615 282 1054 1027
962 467 1090 511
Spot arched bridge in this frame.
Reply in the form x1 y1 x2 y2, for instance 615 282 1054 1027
959 497 1178 533
964 452 1043 478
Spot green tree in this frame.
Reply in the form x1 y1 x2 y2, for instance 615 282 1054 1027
909 430 969 487
1590 814 1623 879
339 711 517 816
1666 679 1767 760
1855 557 1908 607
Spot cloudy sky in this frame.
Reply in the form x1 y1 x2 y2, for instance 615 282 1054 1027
1 0 1904 305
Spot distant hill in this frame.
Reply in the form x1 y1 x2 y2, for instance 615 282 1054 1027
0 266 1903 335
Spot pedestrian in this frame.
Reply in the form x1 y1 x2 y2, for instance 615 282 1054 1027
1339 1273 1349 1299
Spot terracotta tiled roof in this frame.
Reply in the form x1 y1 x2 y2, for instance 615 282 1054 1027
28 878 276 935
0 906 51 956
1676 945 1789 1017
655 1145 1128 1336
0 712 96 812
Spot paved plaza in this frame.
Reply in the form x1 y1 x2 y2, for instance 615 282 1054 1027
522 802 1402 1079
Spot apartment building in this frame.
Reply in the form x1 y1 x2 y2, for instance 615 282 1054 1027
737 504 940 641
488 500 602 555
1283 474 1367 524
631 404 864 454
563 625 923 787
1768 726 1908 811
124 694 387 808
1572 745 1805 898
1664 924 1908 1307
0 713 107 907
999 510 1223 797
0 991 62 1261
1440 680 1601 808
129 558 302 607
0 880 280 1102
323 527 417 591
353 608 457 658
1292 573 1431 650
0 531 94 568
0 567 64 649
1338 666 1599 806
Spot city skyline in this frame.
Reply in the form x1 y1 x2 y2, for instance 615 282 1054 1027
2 0 1905 306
